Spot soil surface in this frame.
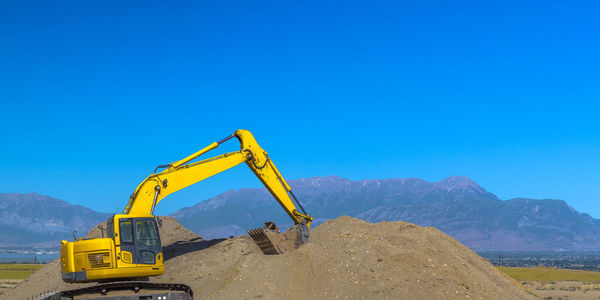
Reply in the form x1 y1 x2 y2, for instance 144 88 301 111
6 216 536 299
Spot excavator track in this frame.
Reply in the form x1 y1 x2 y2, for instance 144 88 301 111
38 281 193 300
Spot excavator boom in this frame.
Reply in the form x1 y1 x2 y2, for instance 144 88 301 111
123 129 312 230
118 129 312 255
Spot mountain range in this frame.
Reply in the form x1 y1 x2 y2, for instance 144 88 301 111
2 175 599 251
171 176 600 251
0 193 109 248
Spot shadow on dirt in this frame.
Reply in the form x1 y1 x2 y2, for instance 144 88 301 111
163 237 226 261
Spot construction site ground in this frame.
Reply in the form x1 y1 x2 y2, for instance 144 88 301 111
5 216 538 299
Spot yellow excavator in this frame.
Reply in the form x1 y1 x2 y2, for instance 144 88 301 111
55 130 312 299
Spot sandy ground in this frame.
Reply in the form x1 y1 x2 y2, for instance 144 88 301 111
5 216 536 299
0 279 21 295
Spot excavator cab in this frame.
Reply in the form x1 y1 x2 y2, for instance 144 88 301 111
108 215 162 265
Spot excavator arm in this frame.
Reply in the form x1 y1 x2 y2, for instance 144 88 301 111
122 129 312 253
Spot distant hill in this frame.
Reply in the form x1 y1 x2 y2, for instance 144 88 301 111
171 176 600 251
0 193 109 248
4 176 600 251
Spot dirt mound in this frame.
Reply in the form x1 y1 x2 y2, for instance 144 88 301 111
6 216 535 299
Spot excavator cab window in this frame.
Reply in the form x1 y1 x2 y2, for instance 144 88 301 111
119 220 134 244
107 217 114 238
136 220 158 247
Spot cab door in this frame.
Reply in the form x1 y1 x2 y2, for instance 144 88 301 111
133 218 162 265
117 218 136 265
117 217 161 265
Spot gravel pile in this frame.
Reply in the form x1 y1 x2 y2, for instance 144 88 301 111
7 216 535 299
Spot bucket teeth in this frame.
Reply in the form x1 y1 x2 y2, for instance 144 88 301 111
248 228 281 255
248 221 310 255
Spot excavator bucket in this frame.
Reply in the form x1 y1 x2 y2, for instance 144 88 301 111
248 221 309 255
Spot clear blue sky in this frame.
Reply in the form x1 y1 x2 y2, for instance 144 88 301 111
0 1 598 217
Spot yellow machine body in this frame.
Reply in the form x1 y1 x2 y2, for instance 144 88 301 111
61 214 164 282
60 129 312 283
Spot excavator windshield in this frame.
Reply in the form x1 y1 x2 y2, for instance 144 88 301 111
136 220 158 247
